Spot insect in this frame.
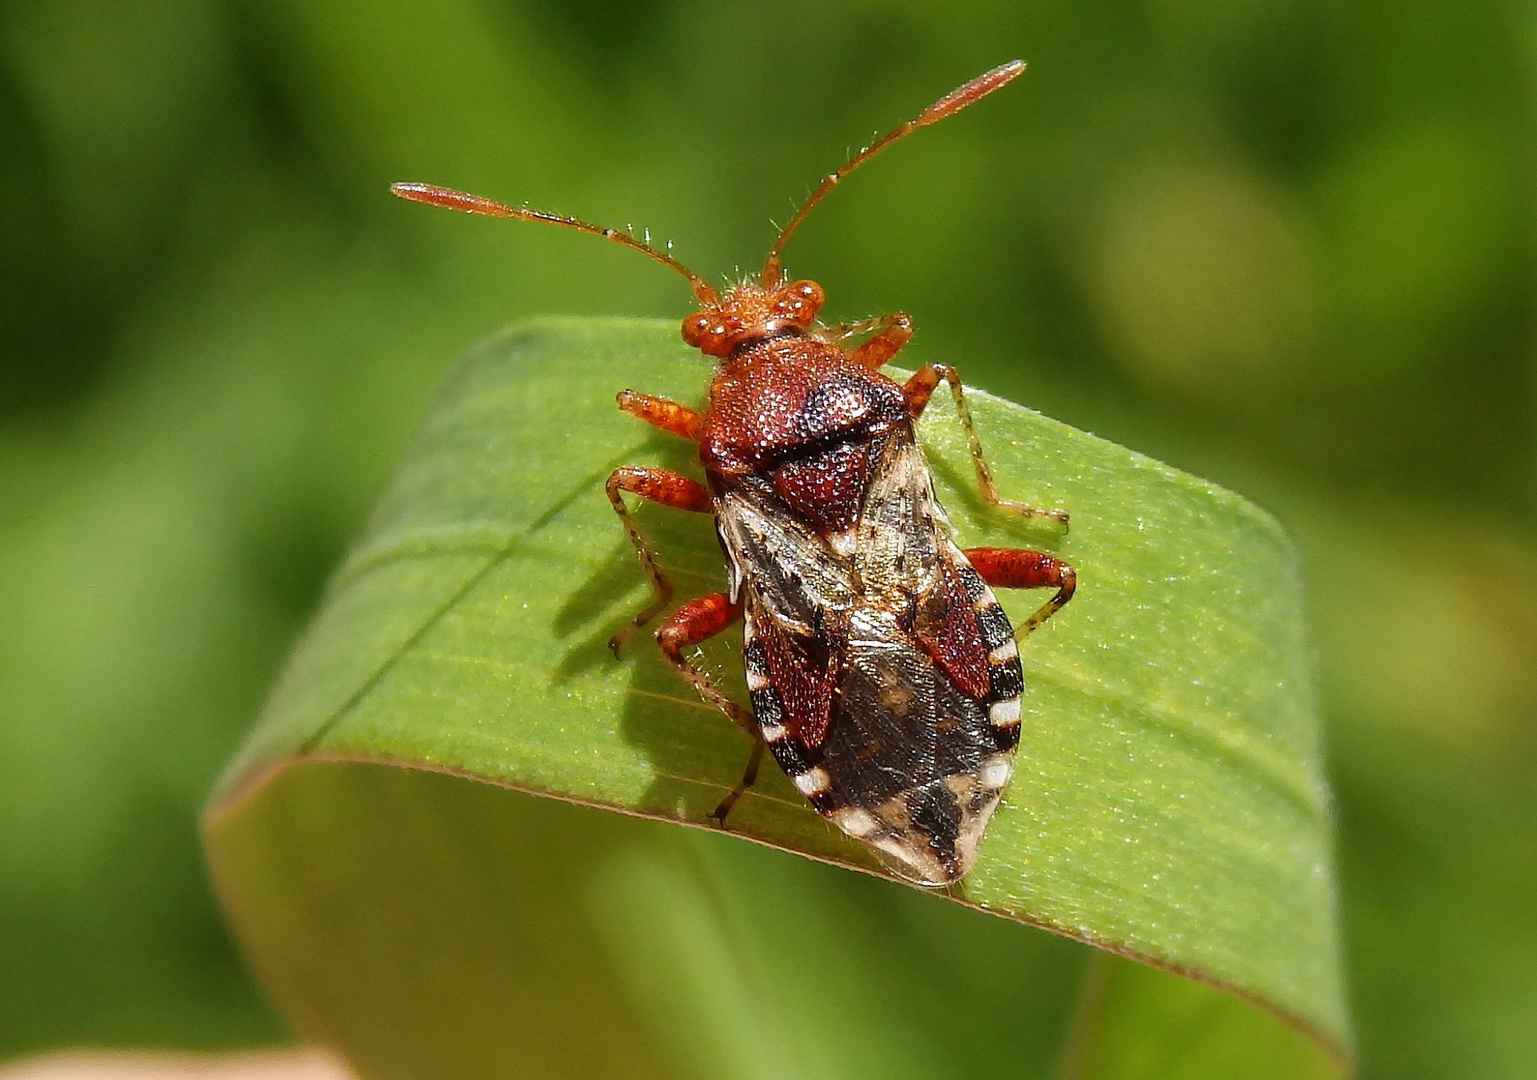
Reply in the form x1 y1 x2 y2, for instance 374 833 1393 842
392 60 1075 886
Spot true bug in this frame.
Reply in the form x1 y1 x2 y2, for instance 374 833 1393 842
392 60 1076 886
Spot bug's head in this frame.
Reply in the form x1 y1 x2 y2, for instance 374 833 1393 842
680 279 825 357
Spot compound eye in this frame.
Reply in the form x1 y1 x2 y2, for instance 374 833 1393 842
681 312 713 349
784 279 824 324
681 311 731 355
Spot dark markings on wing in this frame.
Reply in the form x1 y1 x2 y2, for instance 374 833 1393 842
718 481 846 760
957 563 988 604
914 554 991 701
755 608 838 749
748 684 783 729
716 426 1025 885
716 476 853 633
988 660 1023 702
973 595 1014 650
906 784 963 866
827 604 995 805
769 733 821 781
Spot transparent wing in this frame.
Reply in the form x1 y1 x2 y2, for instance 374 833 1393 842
717 429 1025 885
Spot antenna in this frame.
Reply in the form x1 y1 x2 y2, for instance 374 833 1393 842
760 60 1026 288
390 182 720 306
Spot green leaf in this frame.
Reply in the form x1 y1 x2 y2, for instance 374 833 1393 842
203 317 1349 1078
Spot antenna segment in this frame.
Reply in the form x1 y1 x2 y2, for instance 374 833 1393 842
760 60 1025 288
390 182 720 305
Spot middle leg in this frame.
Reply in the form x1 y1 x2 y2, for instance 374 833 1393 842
904 363 1070 525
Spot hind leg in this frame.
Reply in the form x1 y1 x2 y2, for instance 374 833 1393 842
654 593 764 824
965 547 1077 635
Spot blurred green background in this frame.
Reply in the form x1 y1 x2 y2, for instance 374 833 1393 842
0 0 1533 1075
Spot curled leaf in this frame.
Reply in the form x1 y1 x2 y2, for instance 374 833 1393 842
204 318 1349 1078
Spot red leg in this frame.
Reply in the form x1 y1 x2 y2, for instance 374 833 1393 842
899 363 947 415
606 467 712 653
656 593 749 728
904 363 1070 526
617 390 704 441
655 593 765 823
844 311 914 370
965 547 1077 636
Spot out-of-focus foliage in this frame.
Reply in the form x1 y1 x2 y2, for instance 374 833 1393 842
0 0 1531 1076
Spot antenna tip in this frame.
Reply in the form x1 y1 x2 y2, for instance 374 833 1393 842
391 181 462 207
982 60 1027 85
389 182 518 217
917 60 1028 125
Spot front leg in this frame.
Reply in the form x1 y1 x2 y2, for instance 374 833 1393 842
616 390 704 441
606 466 712 653
840 311 914 370
903 363 1070 526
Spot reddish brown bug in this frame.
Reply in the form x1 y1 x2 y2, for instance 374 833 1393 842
392 60 1076 885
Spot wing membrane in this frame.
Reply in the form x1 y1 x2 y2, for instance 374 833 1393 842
717 427 1024 885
